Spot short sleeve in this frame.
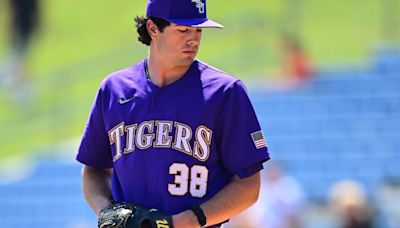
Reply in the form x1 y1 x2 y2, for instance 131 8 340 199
76 82 113 168
217 80 270 178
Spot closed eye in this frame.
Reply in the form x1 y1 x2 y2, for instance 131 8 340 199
177 28 202 33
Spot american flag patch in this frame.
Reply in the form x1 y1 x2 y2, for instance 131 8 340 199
251 131 267 149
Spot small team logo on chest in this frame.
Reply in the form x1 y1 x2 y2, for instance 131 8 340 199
192 0 205 14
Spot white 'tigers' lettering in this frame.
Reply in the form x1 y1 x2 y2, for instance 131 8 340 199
154 121 173 147
136 121 155 149
193 126 212 162
172 122 193 155
108 120 212 162
124 124 137 153
108 123 124 161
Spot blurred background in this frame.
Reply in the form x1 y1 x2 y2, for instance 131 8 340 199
0 0 400 227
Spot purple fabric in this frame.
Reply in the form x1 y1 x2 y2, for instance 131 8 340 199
77 59 270 214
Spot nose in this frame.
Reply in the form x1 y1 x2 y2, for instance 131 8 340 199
187 30 202 46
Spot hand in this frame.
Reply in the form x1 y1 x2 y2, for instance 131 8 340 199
172 210 200 228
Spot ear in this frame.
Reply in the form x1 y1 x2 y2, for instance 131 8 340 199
146 19 158 39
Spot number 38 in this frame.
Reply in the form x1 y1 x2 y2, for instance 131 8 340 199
168 163 209 198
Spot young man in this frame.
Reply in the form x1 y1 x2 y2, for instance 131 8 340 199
77 0 270 227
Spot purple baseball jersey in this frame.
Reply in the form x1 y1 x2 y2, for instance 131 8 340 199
76 59 270 214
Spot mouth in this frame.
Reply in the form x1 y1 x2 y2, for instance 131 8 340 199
183 50 196 54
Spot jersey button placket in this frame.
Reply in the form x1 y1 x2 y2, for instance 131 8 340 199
147 83 157 113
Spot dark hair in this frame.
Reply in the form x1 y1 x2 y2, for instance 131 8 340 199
134 16 170 46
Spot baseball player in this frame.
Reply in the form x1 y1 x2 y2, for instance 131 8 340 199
76 0 270 227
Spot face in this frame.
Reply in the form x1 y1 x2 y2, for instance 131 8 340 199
149 21 203 68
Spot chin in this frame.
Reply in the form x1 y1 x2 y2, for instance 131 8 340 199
178 57 196 65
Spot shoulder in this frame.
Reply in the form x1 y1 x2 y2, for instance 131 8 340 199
195 60 247 93
100 60 146 91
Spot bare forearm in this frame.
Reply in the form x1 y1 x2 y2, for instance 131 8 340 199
82 165 113 216
173 172 261 228
202 172 260 226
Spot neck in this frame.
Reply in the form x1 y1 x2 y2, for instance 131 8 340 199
147 52 193 87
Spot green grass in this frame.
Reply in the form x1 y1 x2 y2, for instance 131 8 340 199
0 0 399 160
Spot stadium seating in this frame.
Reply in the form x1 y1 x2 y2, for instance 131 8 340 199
251 70 400 201
0 159 97 227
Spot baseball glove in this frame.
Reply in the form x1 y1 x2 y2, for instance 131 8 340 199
98 201 138 228
127 207 174 228
98 202 173 228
